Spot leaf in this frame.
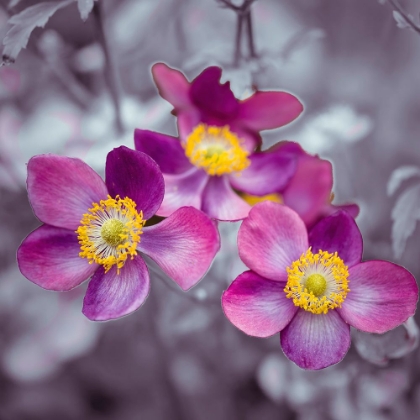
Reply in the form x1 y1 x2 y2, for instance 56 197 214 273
2 0 73 65
77 0 95 22
392 10 415 29
391 184 420 258
387 165 420 196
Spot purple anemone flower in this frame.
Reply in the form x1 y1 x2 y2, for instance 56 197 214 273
152 63 303 149
240 142 359 228
222 202 418 370
17 146 220 321
134 129 297 221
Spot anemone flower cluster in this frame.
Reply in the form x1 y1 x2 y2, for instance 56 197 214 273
17 63 419 370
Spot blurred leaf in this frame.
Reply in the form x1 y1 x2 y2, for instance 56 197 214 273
8 0 24 8
391 184 420 258
387 165 420 196
353 318 419 366
2 0 73 65
77 0 95 22
392 10 414 29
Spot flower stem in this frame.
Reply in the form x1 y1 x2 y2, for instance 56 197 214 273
245 7 257 58
92 1 124 135
234 13 244 66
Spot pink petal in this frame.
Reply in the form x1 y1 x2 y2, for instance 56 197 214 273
338 261 419 334
105 146 164 220
228 147 297 196
177 109 201 144
201 175 251 221
238 202 308 281
134 129 192 175
238 91 304 131
82 255 150 321
222 270 298 337
138 207 220 290
157 168 209 217
280 309 350 370
152 63 191 109
17 224 97 291
27 154 108 231
309 210 363 267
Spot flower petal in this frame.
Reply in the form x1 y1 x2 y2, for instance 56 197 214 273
239 91 304 131
280 309 351 370
105 146 164 220
152 63 191 109
27 154 108 231
17 224 97 291
134 129 192 175
309 210 362 267
238 202 308 281
338 261 418 334
228 147 297 196
201 175 251 221
138 207 220 290
222 270 298 337
82 255 150 321
157 168 209 217
189 67 239 120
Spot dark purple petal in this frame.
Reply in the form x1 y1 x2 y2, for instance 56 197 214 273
282 150 333 227
17 224 97 291
134 129 192 175
327 203 360 219
105 146 164 220
309 211 363 267
228 148 297 196
82 255 150 321
190 67 239 120
238 202 308 281
152 63 191 109
238 91 304 131
27 154 108 231
338 261 418 334
229 124 262 152
138 207 220 290
280 309 351 370
157 168 209 217
222 270 298 337
201 175 251 221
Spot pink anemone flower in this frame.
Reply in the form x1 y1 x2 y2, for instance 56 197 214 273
17 146 220 321
222 202 418 370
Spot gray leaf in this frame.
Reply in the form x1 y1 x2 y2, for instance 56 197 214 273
2 0 73 65
387 165 420 196
77 0 95 22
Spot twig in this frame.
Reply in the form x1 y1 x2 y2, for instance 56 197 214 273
92 1 124 135
387 0 420 34
245 7 257 58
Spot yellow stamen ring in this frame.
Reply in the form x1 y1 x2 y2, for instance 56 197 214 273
284 248 350 314
76 195 146 274
185 124 250 176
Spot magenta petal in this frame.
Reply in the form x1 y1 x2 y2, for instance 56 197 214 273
228 148 297 196
338 261 419 334
105 146 164 220
238 202 308 281
152 63 191 109
27 155 108 231
17 224 97 291
201 175 251 221
139 207 220 290
239 91 303 131
157 168 209 217
190 67 239 119
177 110 201 143
134 129 192 175
280 310 350 370
82 255 150 321
309 211 363 267
222 271 298 337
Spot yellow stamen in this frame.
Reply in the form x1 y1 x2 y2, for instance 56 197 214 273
76 195 146 274
240 192 283 206
284 248 350 314
185 124 250 176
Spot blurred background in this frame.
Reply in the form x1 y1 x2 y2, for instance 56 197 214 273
1 0 420 419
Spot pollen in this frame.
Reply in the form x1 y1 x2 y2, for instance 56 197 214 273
284 248 350 315
76 195 146 274
185 124 250 176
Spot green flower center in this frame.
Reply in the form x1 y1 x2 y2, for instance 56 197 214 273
101 219 126 247
305 274 327 297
